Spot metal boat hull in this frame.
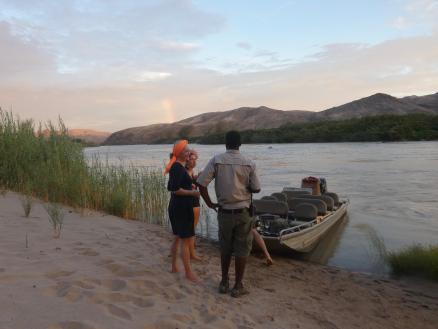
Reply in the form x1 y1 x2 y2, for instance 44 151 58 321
262 203 348 253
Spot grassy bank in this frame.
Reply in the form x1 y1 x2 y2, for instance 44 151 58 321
388 245 438 281
0 110 168 224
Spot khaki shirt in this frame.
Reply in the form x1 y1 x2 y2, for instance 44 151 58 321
197 150 261 209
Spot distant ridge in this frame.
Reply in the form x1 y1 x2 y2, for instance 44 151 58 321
104 92 438 145
68 129 111 145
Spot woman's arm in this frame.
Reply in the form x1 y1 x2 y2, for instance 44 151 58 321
173 188 200 197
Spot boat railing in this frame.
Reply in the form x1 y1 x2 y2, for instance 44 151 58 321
278 218 318 237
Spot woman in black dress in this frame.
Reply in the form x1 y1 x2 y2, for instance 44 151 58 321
165 140 200 282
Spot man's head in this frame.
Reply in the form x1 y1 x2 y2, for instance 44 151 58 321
225 130 241 150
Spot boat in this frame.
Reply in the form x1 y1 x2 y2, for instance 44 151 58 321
253 184 349 253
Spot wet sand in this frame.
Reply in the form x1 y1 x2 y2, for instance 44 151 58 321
1 192 437 329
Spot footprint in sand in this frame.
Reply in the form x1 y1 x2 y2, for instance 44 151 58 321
75 248 99 256
144 319 186 329
48 321 95 329
128 279 161 296
129 296 155 308
105 304 132 320
46 270 75 280
55 282 72 297
103 262 152 277
101 278 127 291
73 280 96 290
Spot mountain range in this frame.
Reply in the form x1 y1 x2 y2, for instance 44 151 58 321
103 92 438 145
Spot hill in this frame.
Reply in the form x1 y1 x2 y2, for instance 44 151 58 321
68 129 111 145
103 92 438 145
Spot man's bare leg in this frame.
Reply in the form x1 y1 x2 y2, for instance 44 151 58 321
171 236 180 273
181 238 199 282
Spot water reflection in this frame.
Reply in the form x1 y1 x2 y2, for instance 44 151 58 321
303 214 349 265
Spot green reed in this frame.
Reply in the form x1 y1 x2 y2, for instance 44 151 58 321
388 244 438 281
0 109 168 224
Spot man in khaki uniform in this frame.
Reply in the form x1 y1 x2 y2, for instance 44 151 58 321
197 131 261 297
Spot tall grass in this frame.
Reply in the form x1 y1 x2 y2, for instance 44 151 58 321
0 109 168 224
388 245 438 281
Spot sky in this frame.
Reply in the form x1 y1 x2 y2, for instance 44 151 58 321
1 0 438 131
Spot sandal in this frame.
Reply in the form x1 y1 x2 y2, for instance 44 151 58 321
230 285 249 298
218 280 229 294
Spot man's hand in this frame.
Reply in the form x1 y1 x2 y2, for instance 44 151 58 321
199 185 217 211
207 202 219 211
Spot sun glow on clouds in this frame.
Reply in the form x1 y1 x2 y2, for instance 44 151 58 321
136 71 172 82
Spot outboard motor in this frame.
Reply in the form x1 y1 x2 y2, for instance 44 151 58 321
258 214 289 235
319 177 327 194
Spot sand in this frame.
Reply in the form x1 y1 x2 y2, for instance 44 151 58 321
0 191 437 329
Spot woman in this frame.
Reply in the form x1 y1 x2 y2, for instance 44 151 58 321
252 229 273 266
185 149 201 261
165 140 200 282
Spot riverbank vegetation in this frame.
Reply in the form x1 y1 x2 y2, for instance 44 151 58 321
196 114 438 144
0 110 168 224
388 244 438 281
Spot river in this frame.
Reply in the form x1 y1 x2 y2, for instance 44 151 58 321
84 142 438 275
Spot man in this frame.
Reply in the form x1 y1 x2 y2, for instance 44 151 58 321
197 131 261 297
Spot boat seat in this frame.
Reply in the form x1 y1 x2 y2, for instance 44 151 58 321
283 187 313 193
287 198 327 215
253 199 289 218
261 195 278 201
282 190 312 200
271 192 287 203
297 195 334 211
294 203 318 222
323 192 340 206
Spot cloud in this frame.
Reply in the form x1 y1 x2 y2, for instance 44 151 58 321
391 16 409 30
0 1 438 132
236 42 252 50
0 21 56 84
157 40 200 51
0 0 224 85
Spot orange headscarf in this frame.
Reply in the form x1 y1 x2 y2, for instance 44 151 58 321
164 139 188 174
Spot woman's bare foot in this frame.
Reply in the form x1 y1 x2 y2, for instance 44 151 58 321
266 257 273 266
171 267 180 273
185 272 200 283
191 254 202 261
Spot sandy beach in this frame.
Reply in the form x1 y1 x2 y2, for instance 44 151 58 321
0 192 437 329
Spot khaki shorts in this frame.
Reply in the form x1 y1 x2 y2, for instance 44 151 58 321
217 209 254 257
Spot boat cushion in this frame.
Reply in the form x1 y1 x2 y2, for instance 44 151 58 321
261 195 278 201
294 203 318 221
287 198 327 215
253 199 289 218
323 192 339 206
271 192 287 203
297 195 334 210
282 190 313 201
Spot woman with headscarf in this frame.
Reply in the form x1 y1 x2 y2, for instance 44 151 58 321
165 140 200 282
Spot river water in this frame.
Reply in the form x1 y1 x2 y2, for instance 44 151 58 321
84 142 438 275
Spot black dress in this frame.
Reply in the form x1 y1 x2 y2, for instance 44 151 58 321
167 162 195 238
